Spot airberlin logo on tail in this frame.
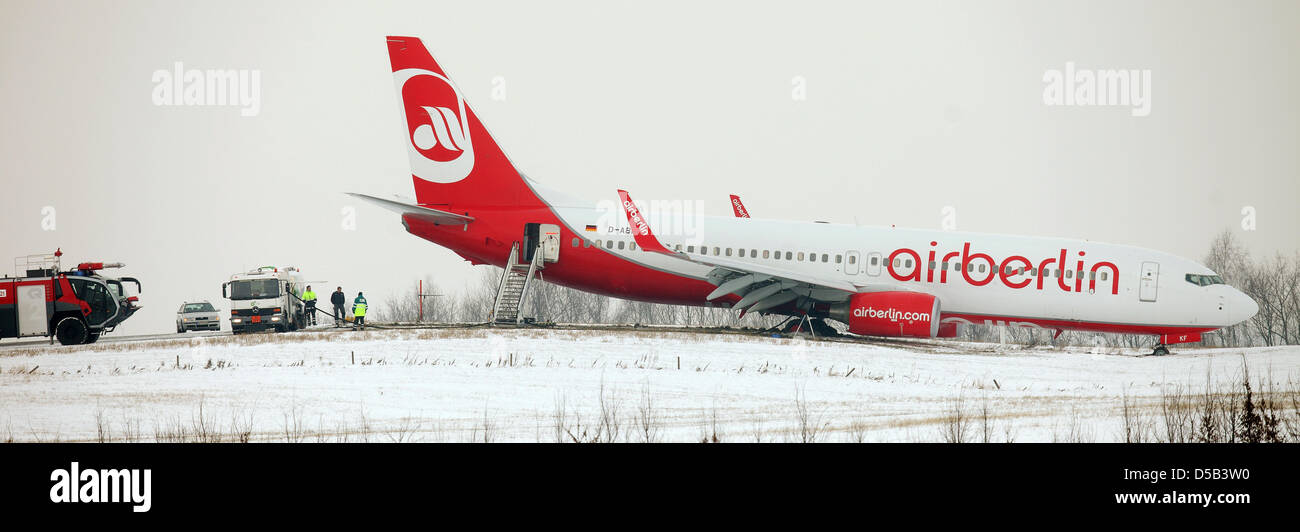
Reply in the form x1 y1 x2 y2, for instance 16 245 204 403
413 106 468 155
394 68 475 183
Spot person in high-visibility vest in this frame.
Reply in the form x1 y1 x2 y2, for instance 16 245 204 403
352 292 368 330
302 285 317 326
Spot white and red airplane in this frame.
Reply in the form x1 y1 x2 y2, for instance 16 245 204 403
353 36 1257 355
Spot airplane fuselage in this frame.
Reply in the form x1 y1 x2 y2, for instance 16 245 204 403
402 186 1253 338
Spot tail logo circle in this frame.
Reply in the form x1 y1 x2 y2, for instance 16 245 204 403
394 68 475 183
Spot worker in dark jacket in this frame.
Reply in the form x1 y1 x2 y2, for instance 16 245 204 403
330 287 346 327
352 292 368 330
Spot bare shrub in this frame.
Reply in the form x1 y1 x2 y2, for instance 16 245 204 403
939 390 970 443
388 415 423 443
793 385 826 443
281 402 306 443
633 381 660 443
470 405 496 443
846 418 869 443
1159 383 1193 443
978 393 993 443
94 407 110 443
596 380 622 443
1120 386 1152 443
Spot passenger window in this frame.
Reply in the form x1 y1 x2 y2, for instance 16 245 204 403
821 254 828 263
618 241 625 250
978 264 985 273
929 261 936 270
941 262 949 271
700 246 708 255
785 252 792 260
584 240 592 248
849 255 856 264
1065 269 1071 278
571 237 580 247
687 246 695 253
606 241 614 249
1101 272 1108 281
674 244 682 251
726 248 733 257
905 259 913 268
763 250 770 259
714 247 720 255
630 243 637 251
798 252 805 261
750 250 757 258
870 257 877 266
835 255 842 264
1089 271 1095 280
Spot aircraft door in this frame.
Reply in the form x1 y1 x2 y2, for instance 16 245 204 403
522 223 540 262
866 252 883 276
1139 261 1159 302
540 224 560 263
845 251 860 275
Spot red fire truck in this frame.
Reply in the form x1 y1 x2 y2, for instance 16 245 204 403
0 250 142 345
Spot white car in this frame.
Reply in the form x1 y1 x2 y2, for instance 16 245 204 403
176 301 221 333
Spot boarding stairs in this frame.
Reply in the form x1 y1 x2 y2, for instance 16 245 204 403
490 241 544 325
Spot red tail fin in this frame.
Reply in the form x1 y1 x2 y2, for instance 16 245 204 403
617 190 676 255
729 194 751 218
387 36 528 207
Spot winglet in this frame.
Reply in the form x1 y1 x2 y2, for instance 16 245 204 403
617 189 675 255
729 195 751 218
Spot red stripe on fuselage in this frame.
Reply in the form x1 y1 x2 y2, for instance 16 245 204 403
939 312 1215 337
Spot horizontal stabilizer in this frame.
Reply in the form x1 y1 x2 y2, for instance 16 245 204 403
346 193 474 225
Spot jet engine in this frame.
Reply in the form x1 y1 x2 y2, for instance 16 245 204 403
828 291 941 338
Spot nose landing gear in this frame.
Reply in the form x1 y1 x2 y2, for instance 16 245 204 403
1150 344 1170 356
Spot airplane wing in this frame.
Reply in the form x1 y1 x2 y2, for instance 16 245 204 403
617 189 890 313
347 193 474 226
729 194 751 218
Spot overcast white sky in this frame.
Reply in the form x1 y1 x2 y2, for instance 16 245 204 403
2 0 1297 335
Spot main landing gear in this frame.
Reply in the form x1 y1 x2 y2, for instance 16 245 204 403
778 316 839 337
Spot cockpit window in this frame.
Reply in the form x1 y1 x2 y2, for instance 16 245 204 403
1185 273 1225 287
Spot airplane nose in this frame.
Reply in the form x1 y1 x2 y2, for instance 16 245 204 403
1233 290 1259 325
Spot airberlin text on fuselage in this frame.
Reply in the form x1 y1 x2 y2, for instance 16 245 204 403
887 242 1120 294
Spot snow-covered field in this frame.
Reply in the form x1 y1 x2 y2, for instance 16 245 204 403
2 326 1298 443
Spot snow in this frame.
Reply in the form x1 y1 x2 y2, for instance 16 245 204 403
2 327 1298 442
